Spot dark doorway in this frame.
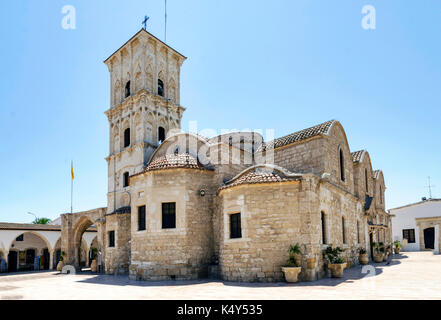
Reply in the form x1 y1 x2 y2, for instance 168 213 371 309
42 248 50 270
55 249 61 268
25 249 35 271
8 251 17 272
369 233 374 258
424 227 435 249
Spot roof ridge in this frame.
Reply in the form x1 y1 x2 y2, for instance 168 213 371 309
257 120 337 152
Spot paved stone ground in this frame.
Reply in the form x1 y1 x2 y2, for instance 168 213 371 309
0 252 440 300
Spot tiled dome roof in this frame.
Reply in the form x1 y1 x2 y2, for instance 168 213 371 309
219 168 299 192
144 153 213 172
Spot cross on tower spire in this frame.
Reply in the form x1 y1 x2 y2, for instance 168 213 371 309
142 15 149 30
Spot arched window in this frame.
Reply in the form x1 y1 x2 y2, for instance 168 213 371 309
321 211 327 244
123 172 129 188
125 81 131 98
158 79 164 97
339 148 345 182
124 128 130 148
365 169 369 193
158 126 165 143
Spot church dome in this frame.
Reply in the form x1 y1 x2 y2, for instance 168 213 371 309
144 153 213 173
218 166 301 192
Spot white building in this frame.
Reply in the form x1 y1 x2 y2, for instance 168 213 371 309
390 198 440 253
0 219 97 272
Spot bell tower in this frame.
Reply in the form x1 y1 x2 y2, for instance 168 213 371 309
104 29 186 214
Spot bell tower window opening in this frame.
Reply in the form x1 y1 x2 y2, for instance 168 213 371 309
158 79 164 97
124 128 130 148
125 81 131 98
158 126 166 143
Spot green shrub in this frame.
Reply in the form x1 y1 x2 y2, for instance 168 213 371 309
285 243 302 267
323 246 345 264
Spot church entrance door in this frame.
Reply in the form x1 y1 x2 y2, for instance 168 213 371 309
424 227 435 249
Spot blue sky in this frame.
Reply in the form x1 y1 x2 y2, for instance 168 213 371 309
0 0 440 223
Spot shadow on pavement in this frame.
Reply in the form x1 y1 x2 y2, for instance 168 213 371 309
75 257 402 289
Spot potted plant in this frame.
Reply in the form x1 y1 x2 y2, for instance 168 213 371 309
358 247 369 265
380 242 388 262
281 243 302 283
323 246 346 278
393 241 402 254
90 248 98 272
56 251 66 271
372 242 384 263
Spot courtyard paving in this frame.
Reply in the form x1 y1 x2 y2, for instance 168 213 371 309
0 252 440 300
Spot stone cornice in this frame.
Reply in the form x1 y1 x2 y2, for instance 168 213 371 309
105 141 156 162
105 89 185 122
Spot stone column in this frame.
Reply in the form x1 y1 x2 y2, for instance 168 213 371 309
434 224 440 254
49 250 54 270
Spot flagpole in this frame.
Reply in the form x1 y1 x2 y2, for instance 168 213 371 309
71 160 73 214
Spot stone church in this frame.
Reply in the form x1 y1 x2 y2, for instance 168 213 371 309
59 29 392 282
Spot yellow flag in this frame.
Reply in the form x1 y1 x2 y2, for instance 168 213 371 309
71 161 74 180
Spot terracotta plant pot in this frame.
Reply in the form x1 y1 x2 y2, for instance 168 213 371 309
306 258 316 269
328 263 346 278
383 253 388 262
373 253 384 263
359 254 369 265
394 247 401 254
281 267 302 283
56 261 64 272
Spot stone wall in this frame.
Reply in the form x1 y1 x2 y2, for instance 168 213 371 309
272 138 326 175
129 168 215 280
104 212 131 274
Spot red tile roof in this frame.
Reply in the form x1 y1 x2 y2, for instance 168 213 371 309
143 153 214 173
351 150 366 163
257 120 336 152
219 167 300 192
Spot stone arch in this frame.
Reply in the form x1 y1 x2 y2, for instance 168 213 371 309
72 216 96 267
7 231 52 253
112 122 120 154
168 77 177 102
146 64 154 92
134 112 143 144
134 63 142 93
114 80 121 106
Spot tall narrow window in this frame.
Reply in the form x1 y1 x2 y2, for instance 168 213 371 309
342 217 346 244
124 128 130 147
380 186 383 204
125 81 131 98
339 148 345 181
162 202 176 229
321 211 327 244
123 172 129 188
158 126 165 143
357 221 360 244
230 213 242 239
108 231 115 247
365 169 368 193
138 205 146 231
158 79 164 97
